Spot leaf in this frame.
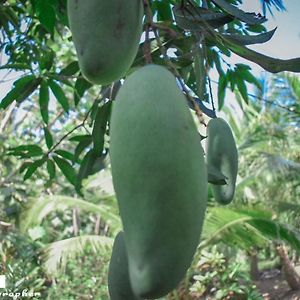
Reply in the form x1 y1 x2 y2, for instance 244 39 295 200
0 63 30 71
53 156 76 185
221 28 276 45
73 139 93 163
44 127 53 149
76 149 99 193
0 76 41 109
24 159 46 181
39 80 50 124
173 4 234 31
207 164 227 185
35 0 56 34
54 150 75 162
218 73 227 109
48 79 70 112
60 61 79 76
8 144 43 158
211 0 267 25
221 36 300 73
236 78 248 103
47 159 56 180
69 134 92 143
92 102 112 154
74 76 92 106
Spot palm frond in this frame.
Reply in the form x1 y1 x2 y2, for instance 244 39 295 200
21 195 122 234
43 235 113 275
260 0 286 16
201 207 300 252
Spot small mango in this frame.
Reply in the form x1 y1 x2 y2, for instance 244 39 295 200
206 118 238 204
108 232 140 300
110 65 207 298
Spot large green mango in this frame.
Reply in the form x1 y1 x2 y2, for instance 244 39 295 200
110 65 207 298
67 0 143 85
206 118 238 205
108 232 140 300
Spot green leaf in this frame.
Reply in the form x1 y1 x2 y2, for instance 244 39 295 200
53 156 76 185
207 164 227 185
210 0 266 25
47 159 56 180
221 36 300 73
221 28 277 46
92 102 112 154
0 75 41 109
0 63 30 71
74 76 92 106
76 150 105 193
54 150 75 162
24 159 46 181
69 134 92 143
60 61 79 76
218 73 227 109
48 79 69 112
44 127 53 149
8 144 43 158
39 80 50 124
73 139 93 163
35 0 56 34
236 78 248 103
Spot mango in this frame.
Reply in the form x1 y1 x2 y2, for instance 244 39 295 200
110 65 207 298
67 0 143 85
108 232 140 300
206 118 238 204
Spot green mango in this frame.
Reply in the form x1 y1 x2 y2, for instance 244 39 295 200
110 65 207 298
206 118 238 205
67 0 143 85
108 232 140 300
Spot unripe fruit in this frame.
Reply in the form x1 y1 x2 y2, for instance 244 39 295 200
108 232 140 300
110 65 207 298
67 0 143 85
206 118 238 204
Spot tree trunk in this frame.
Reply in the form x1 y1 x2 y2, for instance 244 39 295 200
276 244 300 290
250 251 260 280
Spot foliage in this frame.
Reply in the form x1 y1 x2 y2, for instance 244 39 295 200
190 247 263 299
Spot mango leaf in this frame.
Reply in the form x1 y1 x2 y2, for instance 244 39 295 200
48 79 69 112
211 0 267 25
0 76 41 109
60 61 79 76
236 78 248 103
218 73 228 109
220 36 300 73
173 4 233 31
43 127 53 149
69 134 92 143
76 150 106 193
54 150 75 162
8 145 43 158
73 139 93 163
53 156 76 185
221 27 276 45
24 158 46 181
92 102 112 154
207 164 227 185
0 63 31 71
74 76 92 106
35 0 56 35
47 159 56 180
39 80 50 124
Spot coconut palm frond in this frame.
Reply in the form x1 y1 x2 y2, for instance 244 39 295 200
43 235 113 275
201 207 300 253
261 152 300 176
21 195 121 234
260 0 286 16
